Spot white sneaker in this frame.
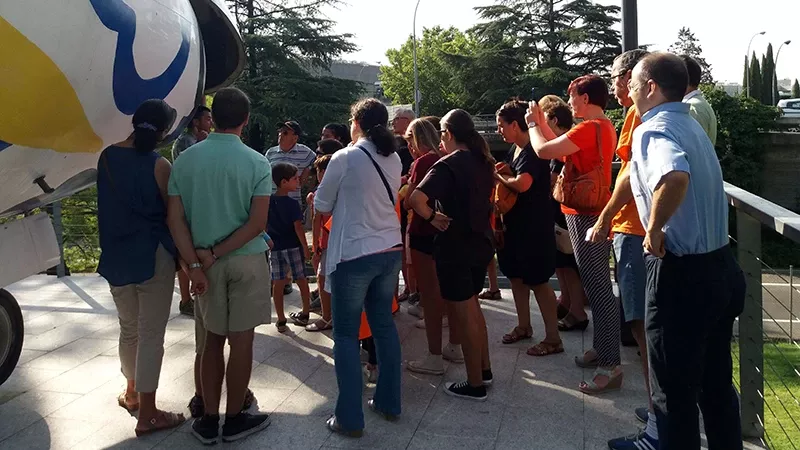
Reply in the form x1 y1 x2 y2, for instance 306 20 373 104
408 304 424 319
406 354 445 375
414 317 448 329
442 343 464 363
362 363 378 385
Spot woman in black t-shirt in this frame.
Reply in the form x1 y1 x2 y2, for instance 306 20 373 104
411 109 495 402
494 101 563 357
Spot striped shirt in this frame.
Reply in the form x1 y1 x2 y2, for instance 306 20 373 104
265 144 316 203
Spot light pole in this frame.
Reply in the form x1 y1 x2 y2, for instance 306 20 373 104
412 0 421 116
774 40 792 104
746 31 766 97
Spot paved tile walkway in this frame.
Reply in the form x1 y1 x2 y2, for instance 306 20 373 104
1 275 757 449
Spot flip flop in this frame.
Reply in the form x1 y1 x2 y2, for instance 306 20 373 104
117 392 139 412
134 411 186 437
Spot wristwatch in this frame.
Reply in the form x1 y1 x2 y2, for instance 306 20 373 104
188 262 203 270
527 122 538 129
426 211 436 223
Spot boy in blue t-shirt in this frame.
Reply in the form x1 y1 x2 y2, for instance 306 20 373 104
268 163 312 332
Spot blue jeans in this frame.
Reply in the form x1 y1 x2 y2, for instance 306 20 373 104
330 250 402 431
613 233 647 322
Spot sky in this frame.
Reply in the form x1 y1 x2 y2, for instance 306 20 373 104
322 0 800 85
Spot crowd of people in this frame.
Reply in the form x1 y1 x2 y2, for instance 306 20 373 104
95 49 744 450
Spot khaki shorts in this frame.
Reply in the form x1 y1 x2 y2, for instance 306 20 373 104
196 253 271 340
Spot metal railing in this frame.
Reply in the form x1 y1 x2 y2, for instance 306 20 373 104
727 182 800 449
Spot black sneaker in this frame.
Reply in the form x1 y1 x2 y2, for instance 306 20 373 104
180 299 194 316
221 412 271 442
191 414 220 445
188 394 204 418
444 381 487 402
407 293 420 306
283 284 293 295
635 407 648 424
482 369 494 387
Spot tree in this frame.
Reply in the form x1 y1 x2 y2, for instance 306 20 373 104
225 0 363 152
668 27 713 84
380 27 526 116
748 51 762 102
471 0 621 95
742 55 749 96
793 79 800 98
702 86 780 193
760 45 779 105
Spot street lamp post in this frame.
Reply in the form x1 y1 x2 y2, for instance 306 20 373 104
746 31 766 97
774 40 792 104
412 0 421 116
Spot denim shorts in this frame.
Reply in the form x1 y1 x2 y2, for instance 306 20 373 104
613 233 647 322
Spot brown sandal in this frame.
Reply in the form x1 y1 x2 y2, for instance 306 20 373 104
502 326 533 344
526 340 565 357
117 392 139 412
134 410 186 437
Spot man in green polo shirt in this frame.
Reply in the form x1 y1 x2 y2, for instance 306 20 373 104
681 55 718 146
167 87 272 444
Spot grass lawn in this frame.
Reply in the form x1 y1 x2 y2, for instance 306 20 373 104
733 340 800 450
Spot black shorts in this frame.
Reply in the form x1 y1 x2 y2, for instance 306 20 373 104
409 234 435 256
434 233 494 302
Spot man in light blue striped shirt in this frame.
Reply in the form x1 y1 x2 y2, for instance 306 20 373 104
627 52 745 450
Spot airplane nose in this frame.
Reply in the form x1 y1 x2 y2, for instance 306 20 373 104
0 16 102 153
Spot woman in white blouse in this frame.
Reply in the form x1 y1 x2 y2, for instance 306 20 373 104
314 98 403 437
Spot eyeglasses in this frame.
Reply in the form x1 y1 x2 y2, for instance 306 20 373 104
439 129 447 134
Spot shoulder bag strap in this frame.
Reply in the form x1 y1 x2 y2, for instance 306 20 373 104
593 120 604 166
357 145 396 206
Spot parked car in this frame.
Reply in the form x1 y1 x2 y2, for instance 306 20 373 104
778 99 800 118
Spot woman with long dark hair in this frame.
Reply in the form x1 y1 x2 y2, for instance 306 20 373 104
403 118 464 375
526 75 622 394
410 109 495 401
97 99 186 435
314 98 403 436
494 100 563 356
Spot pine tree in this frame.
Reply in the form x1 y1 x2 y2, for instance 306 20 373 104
742 55 749 96
669 27 714 83
472 0 621 95
749 51 762 101
224 0 362 152
761 45 776 105
792 79 800 98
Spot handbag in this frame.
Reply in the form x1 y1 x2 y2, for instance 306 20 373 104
552 121 611 212
554 224 573 254
495 183 517 215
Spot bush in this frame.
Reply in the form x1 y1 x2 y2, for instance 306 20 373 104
702 85 781 193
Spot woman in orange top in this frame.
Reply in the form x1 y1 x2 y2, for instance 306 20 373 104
526 75 622 395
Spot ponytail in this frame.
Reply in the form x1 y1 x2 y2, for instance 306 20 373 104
350 98 397 157
442 109 495 172
132 123 160 153
365 124 397 156
466 129 495 169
